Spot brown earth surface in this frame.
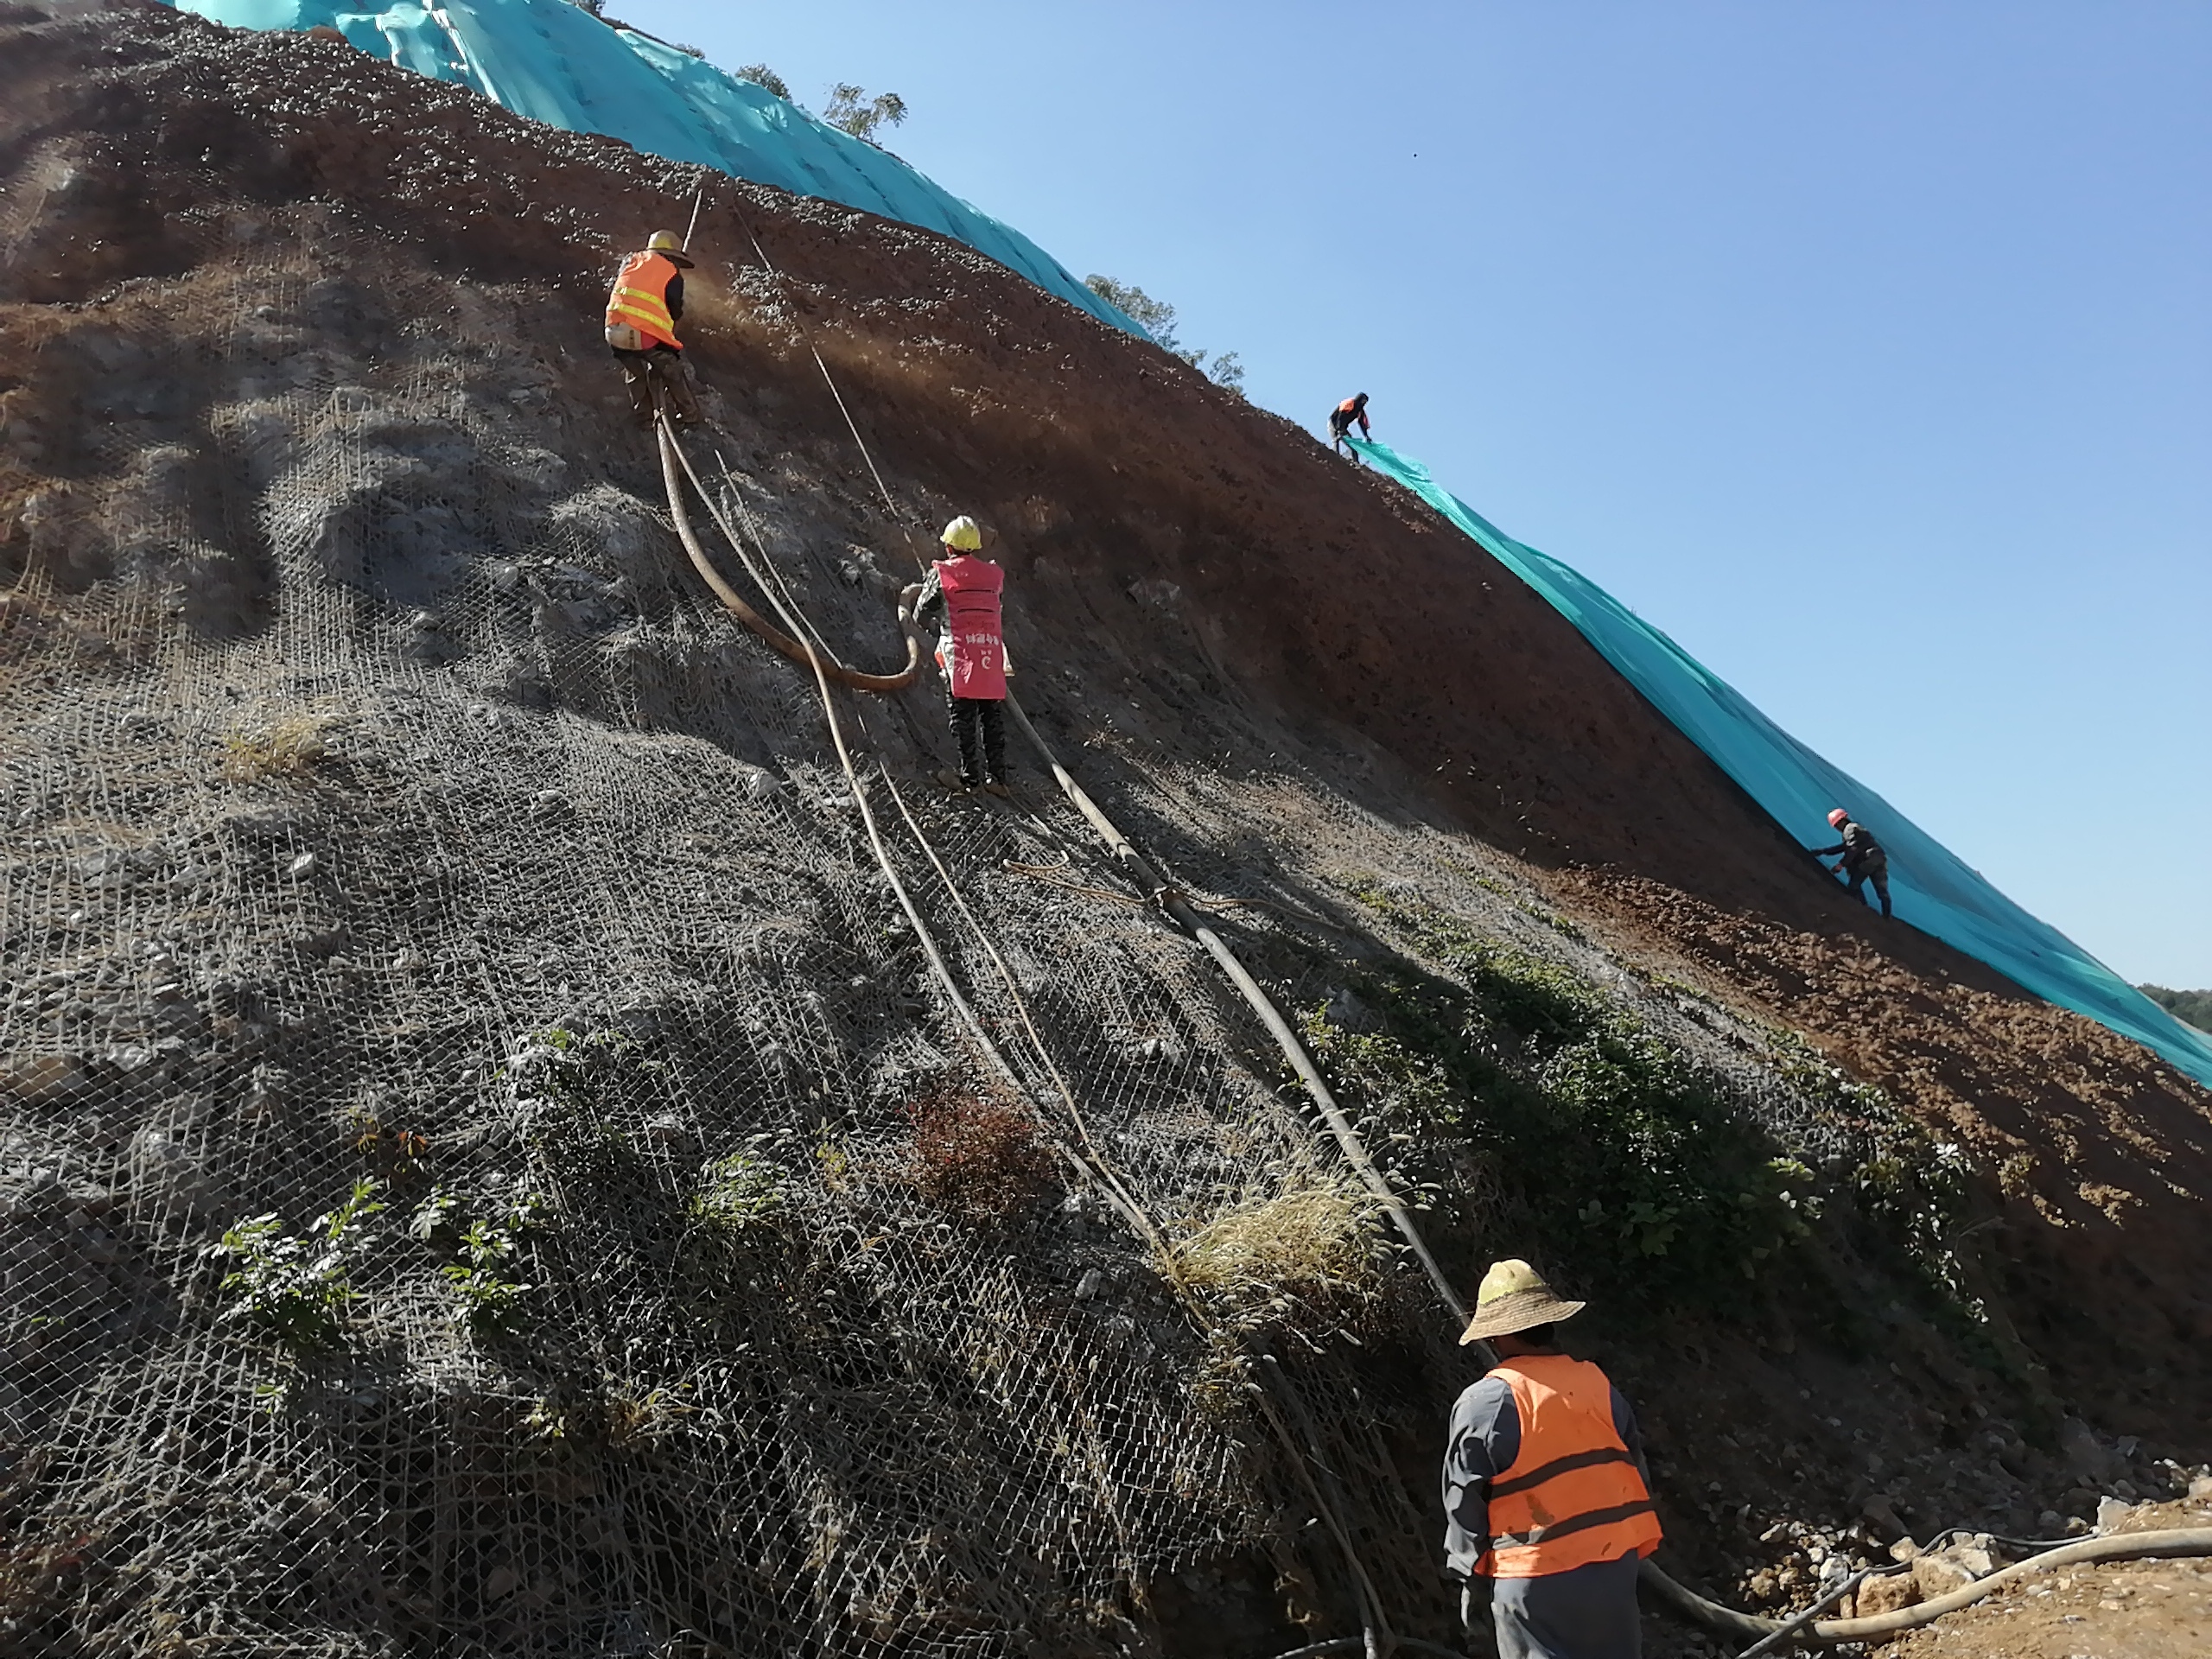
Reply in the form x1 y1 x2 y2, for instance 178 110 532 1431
1880 1501 2212 1659
3 4 2210 1650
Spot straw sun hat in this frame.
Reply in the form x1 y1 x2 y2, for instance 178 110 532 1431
1457 1258 1586 1345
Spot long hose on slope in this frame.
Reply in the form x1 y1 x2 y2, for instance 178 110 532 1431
654 418 2212 1653
650 219 2212 1649
658 418 1409 1654
656 423 923 691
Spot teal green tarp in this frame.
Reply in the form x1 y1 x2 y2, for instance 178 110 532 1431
1350 438 2212 1090
161 0 1143 339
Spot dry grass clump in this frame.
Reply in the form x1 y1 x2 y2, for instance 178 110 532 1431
221 714 333 781
907 1082 1060 1225
1176 1186 1386 1331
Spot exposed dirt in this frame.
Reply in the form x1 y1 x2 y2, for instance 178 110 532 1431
3 4 2209 1653
1880 1500 2212 1659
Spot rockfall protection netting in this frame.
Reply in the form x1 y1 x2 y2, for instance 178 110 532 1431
2 239 1921 1657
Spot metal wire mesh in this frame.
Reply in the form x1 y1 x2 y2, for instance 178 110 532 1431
3 238 1888 1658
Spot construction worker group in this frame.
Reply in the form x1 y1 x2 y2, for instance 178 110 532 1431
605 231 1011 797
595 235 1939 1659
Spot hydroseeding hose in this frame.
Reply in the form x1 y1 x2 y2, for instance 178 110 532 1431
648 213 2212 1649
656 417 1405 1655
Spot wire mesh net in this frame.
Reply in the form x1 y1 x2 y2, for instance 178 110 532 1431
3 232 1895 1658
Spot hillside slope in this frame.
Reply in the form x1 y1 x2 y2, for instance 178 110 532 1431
3 5 2208 1656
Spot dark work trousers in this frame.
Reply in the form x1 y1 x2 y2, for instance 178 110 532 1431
1463 1554 1644 1659
613 345 702 428
1847 860 1892 918
947 693 1007 786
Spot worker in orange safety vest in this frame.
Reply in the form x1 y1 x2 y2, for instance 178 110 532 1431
604 230 704 429
1443 1259 1663 1658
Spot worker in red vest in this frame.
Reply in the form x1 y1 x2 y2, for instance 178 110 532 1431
1329 391 1371 454
604 231 703 429
1444 1259 1662 1658
913 516 1012 796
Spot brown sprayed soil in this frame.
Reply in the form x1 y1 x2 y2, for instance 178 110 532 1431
1880 1500 2212 1659
3 0 2208 1580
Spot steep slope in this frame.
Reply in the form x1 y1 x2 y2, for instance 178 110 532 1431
3 6 2209 1657
158 0 1144 337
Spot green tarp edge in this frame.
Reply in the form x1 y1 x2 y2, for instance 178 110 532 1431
1348 438 2212 1091
159 0 1146 340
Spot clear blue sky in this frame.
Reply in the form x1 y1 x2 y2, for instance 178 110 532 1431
624 1 2211 988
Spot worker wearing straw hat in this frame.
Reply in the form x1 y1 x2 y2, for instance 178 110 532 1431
1443 1260 1662 1659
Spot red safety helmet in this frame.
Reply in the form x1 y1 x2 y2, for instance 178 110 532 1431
1827 808 1849 828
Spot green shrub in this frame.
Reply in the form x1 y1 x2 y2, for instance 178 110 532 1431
435 1197 543 1338
1322 887 1832 1314
688 1149 785 1235
216 1179 385 1352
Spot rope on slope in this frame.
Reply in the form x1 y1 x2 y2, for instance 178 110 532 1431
666 416 1405 1654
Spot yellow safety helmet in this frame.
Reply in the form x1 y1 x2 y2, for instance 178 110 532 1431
940 515 982 551
646 230 696 268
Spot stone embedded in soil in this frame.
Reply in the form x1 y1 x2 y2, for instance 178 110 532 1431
1853 1570 1924 1617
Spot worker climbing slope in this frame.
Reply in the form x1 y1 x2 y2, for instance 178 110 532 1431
1444 1260 1662 1659
605 229 705 429
1815 806 1893 918
916 516 1014 797
1330 391 1372 455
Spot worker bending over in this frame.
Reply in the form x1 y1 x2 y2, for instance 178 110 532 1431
1444 1260 1662 1659
915 517 1013 798
605 231 704 430
1329 391 1371 455
1815 807 1891 918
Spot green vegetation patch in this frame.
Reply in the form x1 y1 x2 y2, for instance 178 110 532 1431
216 1178 385 1352
1322 883 1966 1320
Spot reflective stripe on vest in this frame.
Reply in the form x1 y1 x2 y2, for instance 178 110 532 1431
606 251 680 350
932 556 1007 701
1481 1354 1662 1579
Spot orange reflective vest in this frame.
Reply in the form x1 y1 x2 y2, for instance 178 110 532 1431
606 250 682 351
1480 1354 1662 1579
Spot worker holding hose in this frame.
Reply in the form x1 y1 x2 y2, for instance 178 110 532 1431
604 230 704 430
915 516 1013 797
1444 1260 1662 1659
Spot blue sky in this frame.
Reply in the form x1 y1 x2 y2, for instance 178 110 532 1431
622 1 2211 988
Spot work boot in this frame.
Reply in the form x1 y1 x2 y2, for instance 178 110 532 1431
656 358 706 428
934 768 972 794
982 780 1012 799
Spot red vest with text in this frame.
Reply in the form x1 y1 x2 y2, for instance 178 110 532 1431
932 555 1007 700
1479 1354 1662 1579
